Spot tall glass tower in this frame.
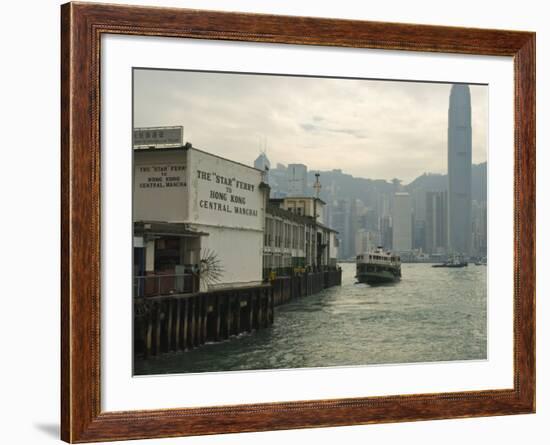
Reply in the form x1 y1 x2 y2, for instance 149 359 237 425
447 84 472 255
254 151 271 184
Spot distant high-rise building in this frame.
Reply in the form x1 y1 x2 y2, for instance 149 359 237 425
267 163 288 197
425 191 448 254
355 229 380 255
391 178 402 194
471 163 487 257
447 84 472 255
392 192 412 252
254 151 271 183
355 202 378 234
413 219 426 251
379 215 393 250
480 164 487 256
330 198 353 259
287 163 308 196
472 200 487 257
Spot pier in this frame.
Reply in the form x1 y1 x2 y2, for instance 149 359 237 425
132 143 343 361
271 269 343 306
134 268 342 358
133 263 487 375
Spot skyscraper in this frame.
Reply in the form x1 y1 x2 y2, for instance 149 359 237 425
330 198 352 259
447 84 472 255
379 215 393 250
253 151 271 183
392 192 412 252
355 229 380 255
287 163 308 196
425 191 448 254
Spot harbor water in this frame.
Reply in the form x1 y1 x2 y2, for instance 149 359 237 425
134 262 487 375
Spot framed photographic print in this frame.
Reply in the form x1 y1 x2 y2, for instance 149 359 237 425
61 2 535 442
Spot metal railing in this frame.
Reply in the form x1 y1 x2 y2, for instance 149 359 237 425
134 273 197 297
262 265 341 280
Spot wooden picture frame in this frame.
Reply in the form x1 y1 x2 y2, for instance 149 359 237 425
61 2 535 442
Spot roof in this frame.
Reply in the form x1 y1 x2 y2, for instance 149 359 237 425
281 196 327 205
266 205 338 233
134 221 209 237
315 222 339 234
266 204 315 226
133 144 264 174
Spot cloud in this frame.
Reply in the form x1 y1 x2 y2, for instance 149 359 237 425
328 128 368 139
300 123 318 132
134 69 487 183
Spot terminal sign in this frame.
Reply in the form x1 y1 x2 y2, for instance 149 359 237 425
133 126 183 148
137 164 186 189
196 169 258 217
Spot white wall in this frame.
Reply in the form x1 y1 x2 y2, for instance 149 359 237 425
197 224 263 288
187 148 264 230
133 149 188 222
1 1 548 445
134 147 265 285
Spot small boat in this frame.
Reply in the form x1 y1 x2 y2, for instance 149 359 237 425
474 257 487 266
432 253 468 268
356 247 401 285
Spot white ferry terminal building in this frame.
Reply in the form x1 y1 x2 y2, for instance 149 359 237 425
132 127 339 297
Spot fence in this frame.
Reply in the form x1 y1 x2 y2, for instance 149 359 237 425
134 273 196 297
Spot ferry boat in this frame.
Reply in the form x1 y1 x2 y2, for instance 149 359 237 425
356 247 401 285
432 253 468 268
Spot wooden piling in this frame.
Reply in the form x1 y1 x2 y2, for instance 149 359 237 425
189 297 196 348
215 294 222 341
263 290 269 328
256 291 262 329
267 288 274 324
182 297 189 350
196 296 203 346
202 296 208 343
166 299 173 351
174 298 181 351
235 292 241 333
145 307 153 358
271 288 275 323
248 294 254 332
154 302 161 355
226 296 233 337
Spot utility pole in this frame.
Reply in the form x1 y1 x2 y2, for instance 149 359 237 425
313 172 322 200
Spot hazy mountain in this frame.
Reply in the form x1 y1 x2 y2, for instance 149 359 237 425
269 162 487 206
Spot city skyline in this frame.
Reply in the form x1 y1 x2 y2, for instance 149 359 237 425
260 82 484 259
253 151 486 188
134 69 487 183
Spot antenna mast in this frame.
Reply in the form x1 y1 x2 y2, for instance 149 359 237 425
314 172 322 198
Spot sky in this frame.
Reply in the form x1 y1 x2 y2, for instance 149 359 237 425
133 69 487 184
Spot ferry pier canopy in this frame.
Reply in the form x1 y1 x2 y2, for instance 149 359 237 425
133 129 339 295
